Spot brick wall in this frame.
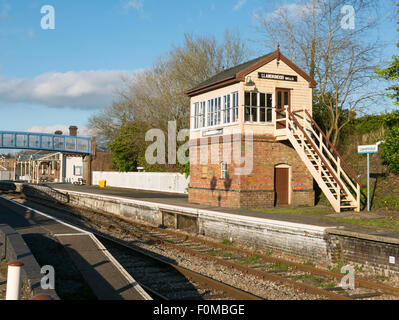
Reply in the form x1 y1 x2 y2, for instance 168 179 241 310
189 134 314 209
327 230 399 276
91 151 114 172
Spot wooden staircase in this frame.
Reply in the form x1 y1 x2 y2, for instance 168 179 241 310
275 108 361 213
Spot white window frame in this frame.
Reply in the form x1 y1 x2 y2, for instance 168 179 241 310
232 92 239 123
220 161 227 179
193 102 200 129
244 91 274 124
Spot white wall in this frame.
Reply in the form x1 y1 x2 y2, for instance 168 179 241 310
92 172 190 194
65 156 84 183
0 171 10 180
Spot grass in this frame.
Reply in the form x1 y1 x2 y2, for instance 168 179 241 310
221 239 233 246
264 264 290 271
328 217 399 229
264 250 273 256
290 274 333 288
251 207 331 216
237 255 261 265
1 258 7 277
330 262 345 274
207 250 233 258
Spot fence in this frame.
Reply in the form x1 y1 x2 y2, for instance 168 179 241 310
92 172 190 194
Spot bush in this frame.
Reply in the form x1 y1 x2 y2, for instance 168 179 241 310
381 127 399 174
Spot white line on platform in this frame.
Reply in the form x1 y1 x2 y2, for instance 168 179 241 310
0 195 153 301
54 233 90 237
89 233 152 300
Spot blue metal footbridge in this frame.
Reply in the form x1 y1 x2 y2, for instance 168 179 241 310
0 131 92 155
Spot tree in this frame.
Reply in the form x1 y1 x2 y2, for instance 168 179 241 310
89 31 250 147
376 3 399 105
381 127 399 174
254 0 383 146
108 120 151 172
376 56 399 105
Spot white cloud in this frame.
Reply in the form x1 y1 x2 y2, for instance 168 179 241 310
266 2 320 21
233 0 247 11
26 125 94 137
0 70 142 110
125 0 144 12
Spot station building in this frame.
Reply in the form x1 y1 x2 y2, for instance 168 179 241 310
186 48 361 212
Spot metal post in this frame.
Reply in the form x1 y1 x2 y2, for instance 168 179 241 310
367 153 370 212
6 261 24 300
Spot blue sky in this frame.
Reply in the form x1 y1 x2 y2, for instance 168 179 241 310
0 0 397 136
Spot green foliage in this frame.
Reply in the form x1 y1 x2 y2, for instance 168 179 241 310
381 127 399 174
376 55 399 105
349 115 385 135
381 110 399 128
108 121 149 172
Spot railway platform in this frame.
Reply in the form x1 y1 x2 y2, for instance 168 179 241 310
45 183 399 277
0 195 151 300
50 183 399 239
1 181 399 279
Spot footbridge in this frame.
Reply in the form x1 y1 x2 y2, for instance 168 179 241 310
0 131 92 155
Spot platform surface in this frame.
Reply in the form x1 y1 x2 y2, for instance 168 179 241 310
0 196 149 300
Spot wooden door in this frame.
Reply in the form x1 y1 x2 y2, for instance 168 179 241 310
276 89 291 129
275 168 289 206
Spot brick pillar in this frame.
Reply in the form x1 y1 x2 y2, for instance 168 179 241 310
83 155 92 185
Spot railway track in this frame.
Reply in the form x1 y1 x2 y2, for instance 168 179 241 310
96 234 262 300
4 191 399 300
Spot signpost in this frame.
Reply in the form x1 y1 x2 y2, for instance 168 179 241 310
358 145 380 212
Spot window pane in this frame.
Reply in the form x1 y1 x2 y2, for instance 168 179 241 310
42 136 52 149
66 137 76 151
2 134 14 147
260 93 266 107
251 107 257 122
16 134 28 148
54 136 65 150
77 139 89 153
260 108 266 122
245 92 250 106
29 135 40 148
284 92 289 106
245 107 251 122
267 108 273 122
277 92 282 108
267 94 273 108
251 93 258 107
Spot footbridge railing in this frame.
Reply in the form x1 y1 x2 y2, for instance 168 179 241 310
0 131 92 155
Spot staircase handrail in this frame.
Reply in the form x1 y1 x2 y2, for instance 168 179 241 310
286 110 345 191
304 110 362 188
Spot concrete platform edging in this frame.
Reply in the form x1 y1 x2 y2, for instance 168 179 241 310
52 188 332 263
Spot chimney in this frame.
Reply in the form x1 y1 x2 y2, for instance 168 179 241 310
54 130 63 135
69 126 78 137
